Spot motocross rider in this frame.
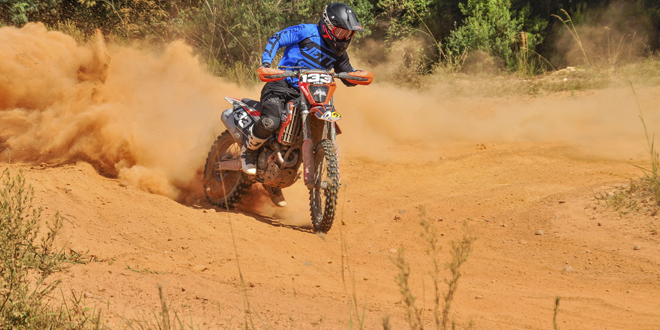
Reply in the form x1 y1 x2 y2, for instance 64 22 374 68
241 2 363 207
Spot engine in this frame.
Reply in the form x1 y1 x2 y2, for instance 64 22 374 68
257 142 301 188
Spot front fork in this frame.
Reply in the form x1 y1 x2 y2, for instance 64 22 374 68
302 102 315 189
302 101 339 190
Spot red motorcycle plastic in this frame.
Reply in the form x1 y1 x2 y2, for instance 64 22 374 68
203 67 373 233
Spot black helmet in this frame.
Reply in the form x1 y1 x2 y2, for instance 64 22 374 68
318 3 363 56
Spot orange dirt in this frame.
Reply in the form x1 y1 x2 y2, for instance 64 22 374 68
2 24 660 329
10 136 660 329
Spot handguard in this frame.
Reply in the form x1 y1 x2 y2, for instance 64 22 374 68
258 67 291 82
336 70 374 85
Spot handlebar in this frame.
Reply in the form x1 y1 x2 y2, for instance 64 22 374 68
267 71 298 79
279 67 362 80
258 66 373 85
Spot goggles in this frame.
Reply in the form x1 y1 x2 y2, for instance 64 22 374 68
331 26 355 40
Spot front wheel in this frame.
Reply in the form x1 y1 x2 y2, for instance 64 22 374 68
203 131 253 208
309 139 339 233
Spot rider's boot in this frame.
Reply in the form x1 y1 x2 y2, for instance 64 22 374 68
265 185 286 207
241 129 267 175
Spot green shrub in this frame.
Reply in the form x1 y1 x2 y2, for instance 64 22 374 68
445 0 547 71
0 0 62 26
378 0 434 40
173 0 283 82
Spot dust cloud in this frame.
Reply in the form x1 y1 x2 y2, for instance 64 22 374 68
0 23 257 201
236 185 312 229
1 23 658 205
335 81 660 162
333 2 659 162
554 1 651 67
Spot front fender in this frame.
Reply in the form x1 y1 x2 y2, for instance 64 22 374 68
311 105 341 122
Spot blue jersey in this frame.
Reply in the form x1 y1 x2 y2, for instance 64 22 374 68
262 24 355 87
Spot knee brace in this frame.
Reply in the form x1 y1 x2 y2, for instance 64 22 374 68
254 116 281 139
254 99 283 138
260 116 281 131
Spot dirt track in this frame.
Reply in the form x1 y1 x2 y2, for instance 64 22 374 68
2 24 660 329
14 124 660 329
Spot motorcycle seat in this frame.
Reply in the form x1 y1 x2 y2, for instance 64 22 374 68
241 98 261 111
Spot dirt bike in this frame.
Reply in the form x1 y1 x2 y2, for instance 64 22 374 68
203 67 373 233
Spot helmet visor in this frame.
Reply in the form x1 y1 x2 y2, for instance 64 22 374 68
331 27 355 40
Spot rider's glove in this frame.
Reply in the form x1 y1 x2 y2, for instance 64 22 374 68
260 63 271 69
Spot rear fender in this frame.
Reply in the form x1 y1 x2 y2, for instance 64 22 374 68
225 97 260 117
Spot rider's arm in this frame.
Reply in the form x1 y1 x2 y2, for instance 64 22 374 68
262 24 309 65
334 52 357 87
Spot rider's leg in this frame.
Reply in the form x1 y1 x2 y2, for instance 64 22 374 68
255 97 289 207
254 96 289 206
240 126 267 175
253 97 287 207
241 86 284 175
241 80 296 205
253 96 282 138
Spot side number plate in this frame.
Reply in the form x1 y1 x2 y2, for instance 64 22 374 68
233 109 253 129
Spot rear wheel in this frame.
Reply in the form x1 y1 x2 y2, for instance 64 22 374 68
309 139 339 233
203 131 252 208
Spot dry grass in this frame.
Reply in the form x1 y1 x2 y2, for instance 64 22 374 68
595 81 660 219
389 208 477 330
553 297 561 330
0 164 102 329
338 224 368 329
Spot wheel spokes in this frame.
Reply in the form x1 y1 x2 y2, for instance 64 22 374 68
205 139 241 200
214 143 241 182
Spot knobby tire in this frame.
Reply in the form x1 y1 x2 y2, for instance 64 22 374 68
309 139 339 233
203 131 252 209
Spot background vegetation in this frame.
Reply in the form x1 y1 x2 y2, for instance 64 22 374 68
2 0 660 83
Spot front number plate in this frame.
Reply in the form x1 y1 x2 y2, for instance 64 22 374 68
300 73 333 84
